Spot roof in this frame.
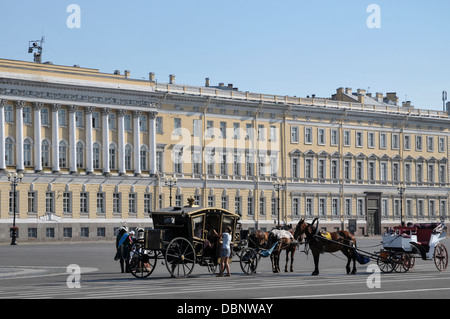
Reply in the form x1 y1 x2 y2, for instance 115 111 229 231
152 206 240 218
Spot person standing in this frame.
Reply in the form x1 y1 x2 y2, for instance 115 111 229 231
214 226 232 277
115 227 132 273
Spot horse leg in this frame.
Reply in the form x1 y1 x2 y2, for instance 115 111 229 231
311 249 320 276
290 249 295 272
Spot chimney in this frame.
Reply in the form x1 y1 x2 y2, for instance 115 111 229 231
124 70 130 79
228 83 233 89
149 72 155 83
376 92 383 102
402 101 411 108
386 92 399 105
169 74 176 84
345 88 352 95
114 70 121 75
205 77 210 87
446 101 450 114
357 89 366 104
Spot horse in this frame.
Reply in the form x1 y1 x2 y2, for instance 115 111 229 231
248 228 298 273
293 218 357 276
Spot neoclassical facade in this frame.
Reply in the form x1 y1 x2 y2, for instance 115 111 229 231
0 58 449 242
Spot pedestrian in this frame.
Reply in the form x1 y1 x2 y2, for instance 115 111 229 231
115 226 132 273
213 226 232 277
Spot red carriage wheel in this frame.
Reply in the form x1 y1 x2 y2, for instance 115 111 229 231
434 243 448 272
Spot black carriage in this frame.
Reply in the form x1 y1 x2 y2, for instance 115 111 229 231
129 200 241 278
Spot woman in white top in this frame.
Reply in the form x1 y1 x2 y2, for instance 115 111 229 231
214 226 232 277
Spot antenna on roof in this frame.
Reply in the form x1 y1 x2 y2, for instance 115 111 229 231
28 36 45 63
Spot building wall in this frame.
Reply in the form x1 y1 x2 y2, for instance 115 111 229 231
0 58 449 242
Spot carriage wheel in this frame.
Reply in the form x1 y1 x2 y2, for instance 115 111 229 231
165 237 196 278
130 250 159 279
434 243 448 272
393 252 412 273
240 248 259 275
377 251 395 273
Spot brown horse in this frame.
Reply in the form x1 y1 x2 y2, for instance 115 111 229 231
249 229 298 273
293 218 357 276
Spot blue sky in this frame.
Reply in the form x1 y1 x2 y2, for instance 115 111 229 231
1 0 449 111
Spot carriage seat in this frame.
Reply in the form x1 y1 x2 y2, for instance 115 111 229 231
413 223 439 246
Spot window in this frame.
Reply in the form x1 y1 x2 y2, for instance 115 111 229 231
394 199 400 218
382 199 388 217
438 137 445 152
174 118 182 136
246 123 254 140
344 131 351 146
304 127 312 144
270 126 277 142
193 119 201 137
332 199 339 216
113 193 121 214
305 158 312 179
318 128 325 145
392 163 399 182
59 141 68 168
368 162 375 181
247 196 254 215
233 123 240 139
63 192 71 214
429 200 436 218
108 113 116 130
245 153 254 176
92 111 100 129
156 150 163 173
417 164 423 183
368 132 375 148
235 196 241 216
380 162 387 182
439 164 446 184
404 135 411 150
76 142 84 168
356 131 363 147
92 143 101 169
140 146 148 171
80 192 88 214
259 197 265 216
220 153 227 175
174 148 183 174
292 197 300 216
205 120 213 138
125 145 132 170
345 198 352 216
5 137 13 166
97 227 106 237
208 196 214 207
28 228 37 239
28 191 36 214
41 108 49 125
42 140 50 167
258 124 265 141
357 199 364 216
291 157 299 178
319 198 326 216
405 163 411 183
356 161 363 181
23 106 32 124
306 198 313 216
219 122 226 139
380 133 386 149
156 117 163 134
129 193 136 214
392 134 399 149
416 135 423 151
291 126 299 143
331 160 338 180
318 159 325 179
417 199 424 218
144 193 152 215
97 193 105 214
76 110 84 128
233 153 241 176
427 136 434 152
440 200 447 218
221 196 227 210
406 200 413 218
124 114 132 131
45 192 54 214
344 160 351 180
24 139 32 167
428 164 434 183
330 130 338 146
109 144 117 170
58 109 67 126
46 228 55 238
81 228 89 238
139 115 147 132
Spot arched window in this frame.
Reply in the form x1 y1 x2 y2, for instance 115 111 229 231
125 145 132 170
24 138 32 167
93 142 101 169
76 141 84 168
109 143 116 170
59 141 68 168
5 137 14 166
41 140 50 167
140 145 148 171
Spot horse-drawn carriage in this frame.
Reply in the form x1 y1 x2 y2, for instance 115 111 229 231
378 222 448 273
129 200 241 278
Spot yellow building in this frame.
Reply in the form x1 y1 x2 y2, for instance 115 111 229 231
0 58 448 242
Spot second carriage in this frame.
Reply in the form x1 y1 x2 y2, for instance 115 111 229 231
129 200 242 278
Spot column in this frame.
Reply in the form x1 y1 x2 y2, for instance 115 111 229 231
68 105 77 173
149 111 158 175
85 106 94 174
102 108 111 174
15 101 25 171
0 100 6 171
51 104 60 172
33 102 43 172
117 110 126 175
133 110 141 176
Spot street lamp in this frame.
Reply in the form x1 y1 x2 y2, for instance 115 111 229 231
443 91 447 112
397 186 405 227
273 180 284 228
7 172 23 245
165 177 177 207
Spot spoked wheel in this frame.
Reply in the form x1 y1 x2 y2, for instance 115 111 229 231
434 243 448 272
393 252 412 273
377 251 395 273
165 237 196 278
240 248 259 275
130 250 159 279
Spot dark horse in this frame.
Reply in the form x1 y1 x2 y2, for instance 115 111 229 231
248 229 298 273
293 218 357 276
